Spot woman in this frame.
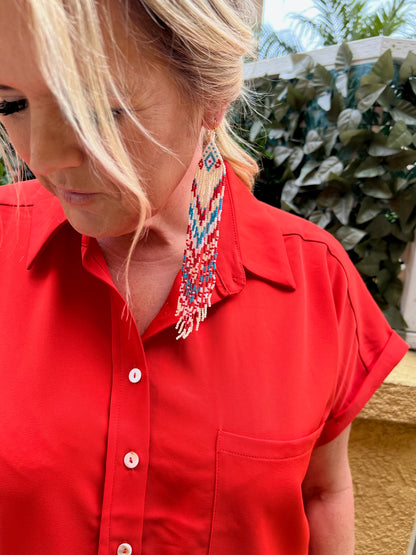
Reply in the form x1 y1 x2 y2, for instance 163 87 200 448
0 0 408 553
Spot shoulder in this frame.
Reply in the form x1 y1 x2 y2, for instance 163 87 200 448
228 170 352 280
0 179 47 208
0 180 65 264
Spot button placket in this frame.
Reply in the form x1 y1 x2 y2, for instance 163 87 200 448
98 291 150 555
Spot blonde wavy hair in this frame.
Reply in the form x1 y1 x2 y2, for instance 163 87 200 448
3 0 258 240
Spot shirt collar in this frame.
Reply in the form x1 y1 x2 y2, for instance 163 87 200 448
26 181 68 269
25 168 296 291
225 165 296 291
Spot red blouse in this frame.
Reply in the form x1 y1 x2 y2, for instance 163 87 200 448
0 166 407 554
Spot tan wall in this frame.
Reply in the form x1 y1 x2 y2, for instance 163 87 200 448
349 351 416 555
350 419 416 554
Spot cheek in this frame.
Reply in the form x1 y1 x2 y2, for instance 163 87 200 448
1 119 31 163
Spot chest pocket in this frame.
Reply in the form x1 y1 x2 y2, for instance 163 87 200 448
208 425 324 555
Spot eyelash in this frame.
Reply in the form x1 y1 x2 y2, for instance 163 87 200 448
0 99 28 116
0 99 123 120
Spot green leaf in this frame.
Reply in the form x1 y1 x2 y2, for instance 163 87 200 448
361 73 381 86
369 134 400 157
377 86 396 111
249 120 264 142
335 226 367 250
316 156 344 182
335 73 348 98
299 198 316 218
339 129 373 147
337 109 362 132
288 112 300 137
356 197 383 224
389 239 407 261
368 145 400 156
328 93 345 123
287 147 304 171
317 92 332 111
392 178 408 194
362 50 394 84
333 194 355 225
365 213 392 237
273 102 289 123
281 180 299 204
268 128 285 140
384 279 403 306
355 159 385 179
281 199 300 214
272 82 289 102
283 53 315 79
386 149 416 170
309 210 332 229
273 145 292 167
327 174 352 187
356 251 388 276
291 54 315 75
382 305 407 329
323 127 339 156
390 100 416 125
409 77 416 98
295 79 316 103
386 120 413 149
304 130 324 154
299 160 320 181
356 83 387 113
317 187 340 209
391 188 416 224
287 84 307 110
399 51 416 81
377 268 393 293
335 43 353 73
301 170 322 186
313 64 334 96
281 165 296 182
361 179 393 199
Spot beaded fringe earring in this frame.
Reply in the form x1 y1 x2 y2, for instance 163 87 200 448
175 128 226 340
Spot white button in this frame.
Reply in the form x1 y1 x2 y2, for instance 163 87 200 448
117 543 132 555
129 368 142 383
124 451 139 469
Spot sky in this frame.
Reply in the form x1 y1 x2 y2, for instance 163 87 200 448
263 0 384 31
263 0 315 31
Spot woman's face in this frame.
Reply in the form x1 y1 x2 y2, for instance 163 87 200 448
0 0 202 238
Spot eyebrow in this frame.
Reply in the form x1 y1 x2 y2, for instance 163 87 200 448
0 85 19 92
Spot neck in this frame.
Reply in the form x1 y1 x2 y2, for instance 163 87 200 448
98 143 202 269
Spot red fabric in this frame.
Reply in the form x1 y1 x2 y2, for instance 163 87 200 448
0 165 408 554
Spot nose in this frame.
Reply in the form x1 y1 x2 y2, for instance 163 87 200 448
28 105 84 175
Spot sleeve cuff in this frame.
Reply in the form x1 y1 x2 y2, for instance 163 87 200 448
316 331 409 446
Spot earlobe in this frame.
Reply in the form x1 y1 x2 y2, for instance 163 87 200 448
203 106 228 130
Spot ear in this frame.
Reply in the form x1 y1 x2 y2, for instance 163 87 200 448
203 105 228 130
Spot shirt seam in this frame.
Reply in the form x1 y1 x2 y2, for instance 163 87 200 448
282 232 368 373
0 202 34 208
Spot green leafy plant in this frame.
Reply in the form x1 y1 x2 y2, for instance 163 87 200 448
237 44 416 328
256 0 416 59
0 159 8 185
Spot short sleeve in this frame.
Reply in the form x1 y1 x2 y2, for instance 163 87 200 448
316 239 408 446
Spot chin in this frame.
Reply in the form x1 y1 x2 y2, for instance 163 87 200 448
66 213 138 239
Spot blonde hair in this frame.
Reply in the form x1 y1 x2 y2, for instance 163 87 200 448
2 0 258 284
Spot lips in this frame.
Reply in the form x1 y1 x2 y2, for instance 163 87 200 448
56 187 100 206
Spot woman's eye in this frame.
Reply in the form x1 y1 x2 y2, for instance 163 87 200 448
0 99 28 116
111 107 123 119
